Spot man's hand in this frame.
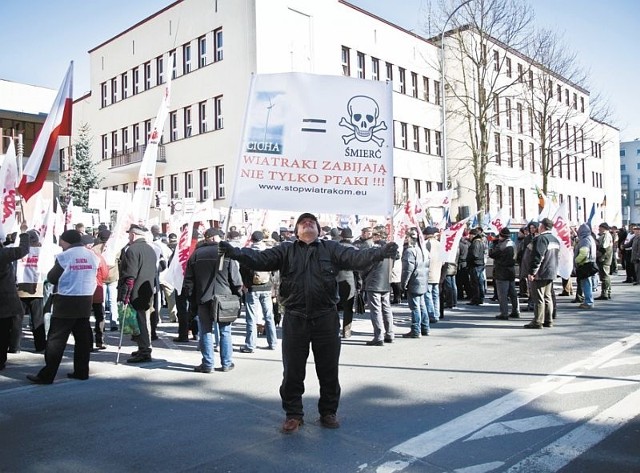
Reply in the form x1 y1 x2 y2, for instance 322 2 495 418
527 274 535 282
381 242 399 258
218 240 234 257
20 223 28 233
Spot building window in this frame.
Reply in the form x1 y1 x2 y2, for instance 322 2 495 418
184 107 192 138
214 95 223 130
493 94 500 126
423 77 430 101
517 63 524 82
356 51 365 79
121 73 128 99
184 172 194 198
528 107 534 136
398 68 406 94
494 133 501 165
111 131 118 156
386 62 393 81
170 111 178 141
133 124 140 151
157 177 165 193
121 127 129 152
101 82 107 108
341 46 350 76
517 103 523 133
170 174 179 199
214 28 223 61
371 57 379 80
506 57 512 77
101 134 108 160
199 101 207 133
519 188 526 219
199 168 209 201
507 136 513 167
424 128 431 154
518 139 524 169
169 49 177 79
529 143 535 173
183 42 192 74
144 120 151 145
620 164 626 171
111 77 117 103
215 165 225 199
505 98 512 129
580 96 585 113
133 68 139 95
557 84 562 102
508 187 515 218
435 131 442 156
412 125 420 152
573 92 577 110
496 185 503 208
156 55 164 85
485 184 490 212
399 122 407 149
411 72 418 98
198 35 207 67
493 50 499 71
620 149 626 157
414 179 422 198
144 62 151 90
434 81 441 105
565 89 569 106
528 70 533 88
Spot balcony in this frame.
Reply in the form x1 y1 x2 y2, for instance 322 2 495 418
109 144 166 169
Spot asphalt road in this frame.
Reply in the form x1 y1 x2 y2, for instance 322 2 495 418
1 274 639 473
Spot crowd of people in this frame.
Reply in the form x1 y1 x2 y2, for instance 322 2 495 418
2 213 639 433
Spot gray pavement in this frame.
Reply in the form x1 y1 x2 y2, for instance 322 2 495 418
1 274 639 472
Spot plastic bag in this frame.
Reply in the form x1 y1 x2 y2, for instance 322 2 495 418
118 302 140 336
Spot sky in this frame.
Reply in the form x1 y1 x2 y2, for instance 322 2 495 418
1 0 638 141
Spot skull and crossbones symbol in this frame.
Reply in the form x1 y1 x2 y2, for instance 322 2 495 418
339 95 387 146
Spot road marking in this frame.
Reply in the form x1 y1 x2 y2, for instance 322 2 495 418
506 385 640 472
600 355 640 369
376 333 640 472
555 374 640 394
465 406 597 441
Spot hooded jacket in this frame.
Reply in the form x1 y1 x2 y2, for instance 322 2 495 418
401 240 429 295
529 230 560 280
574 223 596 267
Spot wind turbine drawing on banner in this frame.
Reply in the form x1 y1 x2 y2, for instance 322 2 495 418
263 95 276 143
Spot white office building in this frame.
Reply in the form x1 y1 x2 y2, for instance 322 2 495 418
68 0 619 228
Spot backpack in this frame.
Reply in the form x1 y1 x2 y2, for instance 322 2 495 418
252 270 271 285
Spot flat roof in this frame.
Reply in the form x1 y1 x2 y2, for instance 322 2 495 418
0 79 56 117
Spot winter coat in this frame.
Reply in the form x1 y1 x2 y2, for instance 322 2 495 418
239 241 274 293
362 241 398 293
92 252 109 304
529 230 560 280
183 241 242 304
401 242 429 295
0 234 30 318
227 238 387 319
118 238 158 311
467 235 485 267
574 223 596 267
335 239 357 300
631 232 640 263
457 237 469 270
489 238 516 281
596 230 613 266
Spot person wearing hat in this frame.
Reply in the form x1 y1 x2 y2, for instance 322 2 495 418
27 230 99 384
183 227 242 372
219 212 398 433
519 221 539 310
238 230 278 353
595 223 613 300
524 218 560 328
489 227 520 320
13 229 46 353
117 224 158 363
0 225 30 370
336 227 357 338
466 227 486 306
401 228 430 337
353 227 374 249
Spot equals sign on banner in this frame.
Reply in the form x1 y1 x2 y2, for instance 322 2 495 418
301 118 327 133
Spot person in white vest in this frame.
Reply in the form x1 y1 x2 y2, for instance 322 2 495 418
27 230 98 384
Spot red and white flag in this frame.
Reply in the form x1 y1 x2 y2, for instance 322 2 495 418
0 138 19 240
440 217 470 263
18 62 73 201
162 218 195 294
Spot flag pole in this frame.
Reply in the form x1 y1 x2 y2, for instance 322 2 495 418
218 206 233 270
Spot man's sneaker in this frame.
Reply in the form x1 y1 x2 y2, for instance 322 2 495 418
523 322 542 329
239 346 254 353
282 417 303 434
215 363 235 372
402 332 420 338
193 365 212 373
578 303 593 309
127 354 152 364
319 414 340 429
509 312 521 318
495 315 510 320
542 322 553 327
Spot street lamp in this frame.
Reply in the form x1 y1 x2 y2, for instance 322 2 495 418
440 0 474 190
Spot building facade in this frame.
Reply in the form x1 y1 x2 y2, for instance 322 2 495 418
69 0 620 228
620 140 640 225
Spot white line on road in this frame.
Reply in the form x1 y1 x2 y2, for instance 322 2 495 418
600 355 640 369
506 385 640 473
555 374 640 394
454 461 504 473
377 333 640 472
465 406 597 441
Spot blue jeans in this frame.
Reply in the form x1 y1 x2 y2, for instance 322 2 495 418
469 266 486 303
244 290 278 350
424 283 440 319
407 292 429 335
197 302 233 369
580 277 594 305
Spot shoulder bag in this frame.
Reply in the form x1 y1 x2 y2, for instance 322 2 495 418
213 294 241 324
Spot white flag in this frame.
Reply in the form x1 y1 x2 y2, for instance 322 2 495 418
0 138 19 240
162 218 195 293
551 202 574 280
440 218 470 264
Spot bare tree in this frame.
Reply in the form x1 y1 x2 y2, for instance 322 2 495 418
436 0 534 215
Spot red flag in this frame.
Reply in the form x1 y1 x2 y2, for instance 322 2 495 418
18 62 73 201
